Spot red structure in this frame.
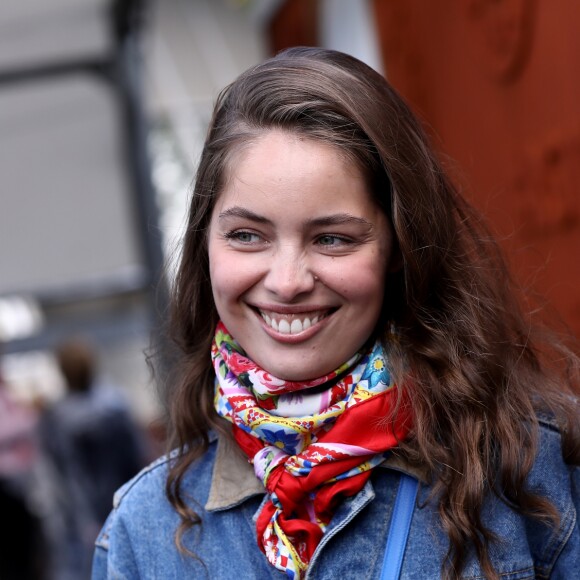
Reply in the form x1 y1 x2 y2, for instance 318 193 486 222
374 0 580 336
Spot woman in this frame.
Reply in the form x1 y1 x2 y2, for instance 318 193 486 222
93 48 580 579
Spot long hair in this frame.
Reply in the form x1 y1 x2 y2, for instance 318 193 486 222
165 47 580 578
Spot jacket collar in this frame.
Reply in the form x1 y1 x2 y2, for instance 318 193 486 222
205 430 428 512
205 430 264 511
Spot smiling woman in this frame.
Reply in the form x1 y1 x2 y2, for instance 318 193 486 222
92 48 580 580
208 131 391 381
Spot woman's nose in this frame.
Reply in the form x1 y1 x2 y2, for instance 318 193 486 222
262 248 316 300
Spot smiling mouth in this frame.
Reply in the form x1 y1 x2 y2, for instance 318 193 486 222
258 309 334 335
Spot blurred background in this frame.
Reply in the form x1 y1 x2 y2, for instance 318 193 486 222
0 0 578 577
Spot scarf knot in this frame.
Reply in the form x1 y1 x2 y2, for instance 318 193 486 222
212 322 411 579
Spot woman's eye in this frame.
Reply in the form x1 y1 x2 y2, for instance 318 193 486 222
226 230 261 244
317 235 349 247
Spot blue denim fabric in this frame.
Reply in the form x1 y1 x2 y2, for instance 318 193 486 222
92 417 579 579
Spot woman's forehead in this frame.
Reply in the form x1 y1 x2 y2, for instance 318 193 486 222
213 131 381 219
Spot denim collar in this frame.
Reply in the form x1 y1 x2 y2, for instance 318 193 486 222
205 431 427 512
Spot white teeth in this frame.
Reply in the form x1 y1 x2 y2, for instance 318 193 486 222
290 319 303 334
278 319 291 334
260 311 328 334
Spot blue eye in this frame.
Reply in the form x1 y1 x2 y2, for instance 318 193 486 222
236 232 257 243
317 235 346 246
224 230 261 244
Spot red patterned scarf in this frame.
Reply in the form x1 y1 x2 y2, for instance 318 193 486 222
213 322 411 579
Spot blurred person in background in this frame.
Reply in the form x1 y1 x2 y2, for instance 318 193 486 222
0 360 50 579
41 338 146 578
93 48 579 579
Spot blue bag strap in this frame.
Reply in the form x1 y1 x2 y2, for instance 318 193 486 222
380 473 419 580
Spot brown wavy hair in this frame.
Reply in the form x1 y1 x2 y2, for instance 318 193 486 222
165 47 580 578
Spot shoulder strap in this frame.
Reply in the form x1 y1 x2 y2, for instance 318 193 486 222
380 473 419 580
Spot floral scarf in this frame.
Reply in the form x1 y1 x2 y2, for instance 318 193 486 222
213 322 411 579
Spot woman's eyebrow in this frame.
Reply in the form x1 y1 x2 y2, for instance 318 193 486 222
218 208 373 229
218 206 271 224
308 214 373 229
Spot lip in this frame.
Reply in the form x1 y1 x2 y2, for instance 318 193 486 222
249 304 337 343
251 303 334 315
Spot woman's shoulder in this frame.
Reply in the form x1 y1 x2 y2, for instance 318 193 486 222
92 436 220 578
113 434 219 513
92 432 267 579
112 453 175 505
96 434 219 550
533 412 578 475
527 411 579 549
523 413 580 577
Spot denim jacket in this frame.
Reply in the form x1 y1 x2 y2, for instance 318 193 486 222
92 417 579 579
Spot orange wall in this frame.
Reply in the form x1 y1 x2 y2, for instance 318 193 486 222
374 0 580 336
269 0 318 54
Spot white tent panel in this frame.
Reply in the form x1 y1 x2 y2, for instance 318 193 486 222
0 74 143 294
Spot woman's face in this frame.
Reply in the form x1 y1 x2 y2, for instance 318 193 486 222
208 130 393 380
